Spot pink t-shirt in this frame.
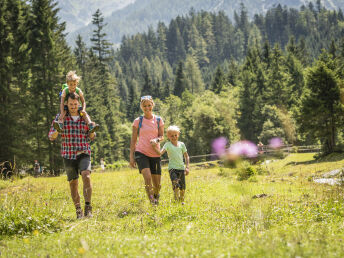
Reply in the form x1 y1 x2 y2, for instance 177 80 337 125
132 115 164 157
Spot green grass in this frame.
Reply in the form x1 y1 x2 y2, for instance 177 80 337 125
1 153 344 257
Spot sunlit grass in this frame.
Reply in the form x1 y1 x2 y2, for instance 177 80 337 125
1 153 344 256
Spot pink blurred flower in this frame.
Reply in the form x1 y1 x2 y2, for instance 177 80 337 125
228 140 258 158
212 137 228 157
269 137 283 149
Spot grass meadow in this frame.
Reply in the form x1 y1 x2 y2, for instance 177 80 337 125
1 153 344 257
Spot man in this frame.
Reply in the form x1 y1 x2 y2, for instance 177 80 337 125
48 92 95 219
34 160 40 177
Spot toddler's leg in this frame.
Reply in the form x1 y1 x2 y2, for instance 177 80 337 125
58 110 66 123
173 186 180 201
179 189 185 202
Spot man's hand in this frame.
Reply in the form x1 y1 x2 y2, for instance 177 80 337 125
185 167 189 175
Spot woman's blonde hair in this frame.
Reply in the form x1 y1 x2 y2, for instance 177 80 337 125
66 71 81 82
167 125 180 134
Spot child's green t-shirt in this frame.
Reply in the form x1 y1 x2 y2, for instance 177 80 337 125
162 141 187 170
62 83 81 95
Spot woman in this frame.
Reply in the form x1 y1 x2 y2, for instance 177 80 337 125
130 95 164 204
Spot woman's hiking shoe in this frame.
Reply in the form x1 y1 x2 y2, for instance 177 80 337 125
53 121 63 133
76 207 83 219
154 194 160 205
149 195 158 205
88 123 99 134
84 204 93 218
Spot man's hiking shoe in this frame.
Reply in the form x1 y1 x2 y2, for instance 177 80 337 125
88 123 99 134
53 121 63 133
76 207 83 219
84 204 93 218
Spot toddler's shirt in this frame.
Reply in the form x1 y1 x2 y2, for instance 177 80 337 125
162 141 187 170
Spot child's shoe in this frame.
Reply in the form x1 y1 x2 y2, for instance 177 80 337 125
53 121 63 133
89 123 99 134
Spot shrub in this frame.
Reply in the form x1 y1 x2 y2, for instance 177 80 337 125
218 168 231 177
236 162 257 181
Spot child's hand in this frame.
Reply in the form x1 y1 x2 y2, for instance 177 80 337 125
185 167 189 175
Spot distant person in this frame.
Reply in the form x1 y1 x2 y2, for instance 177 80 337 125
129 95 164 205
53 71 99 134
100 158 105 171
34 160 40 176
258 142 264 154
49 92 96 219
1 161 13 179
152 125 190 204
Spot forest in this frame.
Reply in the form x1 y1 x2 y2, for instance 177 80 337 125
2 0 344 173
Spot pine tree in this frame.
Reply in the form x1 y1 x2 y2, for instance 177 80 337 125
184 55 204 93
300 54 344 153
173 61 187 97
211 66 226 94
0 0 31 163
29 0 73 172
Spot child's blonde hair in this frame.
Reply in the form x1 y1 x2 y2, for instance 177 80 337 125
66 71 81 82
167 125 181 134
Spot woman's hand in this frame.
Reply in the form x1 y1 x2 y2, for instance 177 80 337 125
129 155 136 168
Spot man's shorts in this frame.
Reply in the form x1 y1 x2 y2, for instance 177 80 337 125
169 169 186 190
63 153 91 181
134 151 161 175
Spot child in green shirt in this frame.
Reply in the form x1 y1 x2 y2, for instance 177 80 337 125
152 125 190 203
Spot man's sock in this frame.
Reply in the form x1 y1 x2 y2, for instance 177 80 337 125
85 202 90 206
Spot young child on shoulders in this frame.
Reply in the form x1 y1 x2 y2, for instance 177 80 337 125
151 125 190 203
53 71 99 133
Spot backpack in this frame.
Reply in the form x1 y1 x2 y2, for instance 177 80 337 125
138 115 161 136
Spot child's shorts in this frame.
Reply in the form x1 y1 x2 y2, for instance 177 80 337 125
135 151 161 175
169 169 186 190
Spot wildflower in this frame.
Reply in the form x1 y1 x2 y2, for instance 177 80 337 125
212 137 228 157
269 137 283 149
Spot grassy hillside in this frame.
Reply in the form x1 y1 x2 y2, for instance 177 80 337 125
1 153 344 256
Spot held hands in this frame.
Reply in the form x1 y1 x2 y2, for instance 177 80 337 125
150 138 159 146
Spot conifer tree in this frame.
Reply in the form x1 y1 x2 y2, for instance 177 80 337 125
29 0 73 172
211 66 226 94
300 54 344 153
184 55 204 93
173 61 187 97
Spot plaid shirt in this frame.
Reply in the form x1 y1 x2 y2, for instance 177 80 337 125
48 115 93 160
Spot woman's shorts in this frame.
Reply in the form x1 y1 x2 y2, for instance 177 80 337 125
169 169 186 190
63 153 91 181
135 151 161 175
